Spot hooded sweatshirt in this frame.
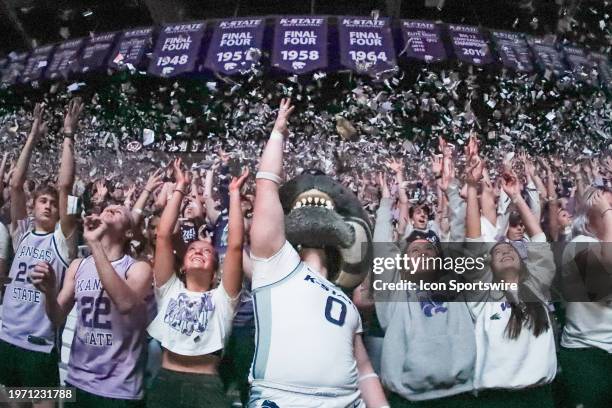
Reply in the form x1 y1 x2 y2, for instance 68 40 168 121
373 197 476 401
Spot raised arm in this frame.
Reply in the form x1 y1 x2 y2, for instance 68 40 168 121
131 169 163 226
501 172 544 238
465 154 483 239
153 159 189 287
480 168 497 227
58 97 84 238
222 169 249 298
542 160 560 241
386 157 408 234
10 103 46 233
250 98 294 259
84 215 152 313
203 163 221 224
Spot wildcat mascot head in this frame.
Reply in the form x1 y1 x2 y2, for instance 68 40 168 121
279 169 373 289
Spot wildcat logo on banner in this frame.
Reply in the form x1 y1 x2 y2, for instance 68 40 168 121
272 17 328 74
491 30 533 72
204 18 264 75
45 38 84 80
447 24 493 65
149 22 206 77
20 45 55 83
108 27 154 71
338 16 397 76
79 32 117 74
400 20 446 63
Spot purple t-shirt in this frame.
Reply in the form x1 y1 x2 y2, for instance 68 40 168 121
67 255 151 400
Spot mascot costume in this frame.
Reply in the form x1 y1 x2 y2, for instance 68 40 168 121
279 169 373 290
248 98 388 408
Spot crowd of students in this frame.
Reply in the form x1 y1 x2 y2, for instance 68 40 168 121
0 97 610 408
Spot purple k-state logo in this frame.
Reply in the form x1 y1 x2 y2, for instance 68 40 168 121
419 299 448 317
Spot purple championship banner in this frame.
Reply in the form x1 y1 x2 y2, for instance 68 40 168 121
527 38 566 77
447 24 493 65
20 44 55 83
491 30 533 72
590 52 612 89
272 16 328 74
1 52 28 85
338 16 397 75
79 32 117 74
108 27 154 70
45 38 84 80
149 22 206 77
400 20 446 63
563 45 594 80
204 18 265 75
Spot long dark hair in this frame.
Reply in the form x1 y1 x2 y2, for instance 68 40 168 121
505 283 550 339
491 243 550 339
504 259 550 340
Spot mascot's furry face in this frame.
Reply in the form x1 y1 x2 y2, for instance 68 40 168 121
279 170 373 290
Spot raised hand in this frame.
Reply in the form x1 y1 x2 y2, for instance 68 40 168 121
83 214 108 243
229 168 250 193
63 97 85 134
523 155 536 179
30 103 48 138
377 172 390 198
94 180 108 200
30 262 57 295
144 169 164 193
124 184 137 204
465 133 479 158
465 154 484 186
172 158 191 188
385 157 404 174
501 172 521 199
273 98 295 136
539 158 553 174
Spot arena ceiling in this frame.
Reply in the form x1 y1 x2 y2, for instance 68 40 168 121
0 0 609 55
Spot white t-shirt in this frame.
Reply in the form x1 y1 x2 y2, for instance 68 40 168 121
561 235 612 353
469 300 557 389
147 274 239 356
250 241 363 393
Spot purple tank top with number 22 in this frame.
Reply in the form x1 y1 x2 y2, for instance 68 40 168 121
66 254 150 400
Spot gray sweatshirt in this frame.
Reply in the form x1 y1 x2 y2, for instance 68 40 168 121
373 198 476 401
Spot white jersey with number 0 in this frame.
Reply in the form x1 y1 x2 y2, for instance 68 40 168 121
248 241 363 408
